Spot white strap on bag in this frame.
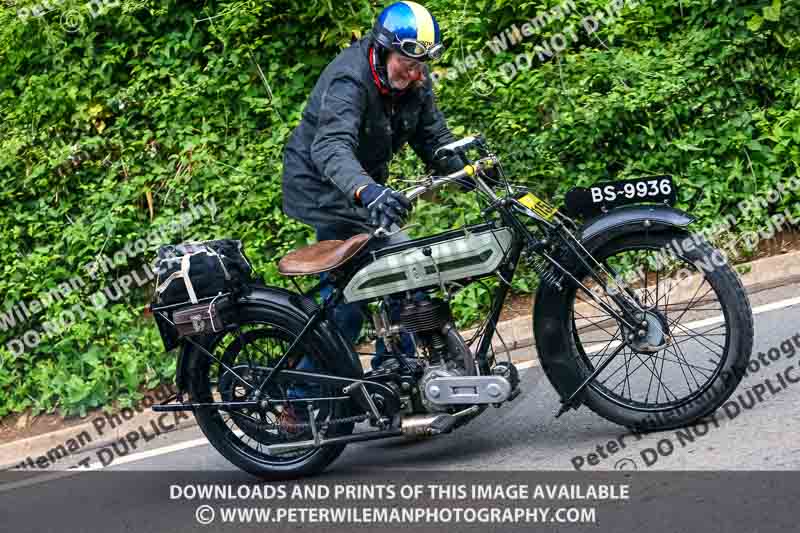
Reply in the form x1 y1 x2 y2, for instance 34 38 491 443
181 253 199 304
154 252 199 304
155 269 183 296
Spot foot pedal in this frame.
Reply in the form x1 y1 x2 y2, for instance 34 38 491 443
429 414 458 435
151 394 195 412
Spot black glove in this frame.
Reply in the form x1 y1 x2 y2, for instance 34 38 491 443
358 184 412 229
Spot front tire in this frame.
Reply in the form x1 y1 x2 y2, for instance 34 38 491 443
535 230 754 431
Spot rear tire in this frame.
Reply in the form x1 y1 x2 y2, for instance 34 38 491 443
186 304 354 480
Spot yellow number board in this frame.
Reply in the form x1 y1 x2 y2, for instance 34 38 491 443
518 193 558 221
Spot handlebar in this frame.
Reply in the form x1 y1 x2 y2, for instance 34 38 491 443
371 157 500 239
406 157 499 202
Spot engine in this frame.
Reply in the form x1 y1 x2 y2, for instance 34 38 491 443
374 297 475 414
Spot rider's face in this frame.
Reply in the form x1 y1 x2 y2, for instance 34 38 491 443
386 52 425 90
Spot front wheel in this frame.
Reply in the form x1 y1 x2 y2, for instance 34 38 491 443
535 230 754 431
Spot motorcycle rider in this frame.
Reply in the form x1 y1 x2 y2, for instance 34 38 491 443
281 1 466 376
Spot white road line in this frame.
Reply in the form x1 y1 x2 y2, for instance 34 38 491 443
680 295 800 331
0 438 214 493
751 295 800 316
84 436 212 470
6 295 799 479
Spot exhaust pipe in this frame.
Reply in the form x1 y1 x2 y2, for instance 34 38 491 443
401 406 482 437
266 428 402 455
266 406 483 454
401 414 448 438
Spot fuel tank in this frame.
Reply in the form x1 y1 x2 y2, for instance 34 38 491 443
343 226 513 303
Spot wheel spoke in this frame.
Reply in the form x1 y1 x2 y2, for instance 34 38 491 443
671 321 727 353
605 351 677 402
574 308 620 337
624 346 633 399
587 328 623 360
576 293 618 321
653 272 677 311
670 340 708 386
654 264 660 311
668 284 716 328
671 332 727 337
660 302 722 311
667 341 699 391
634 352 679 402
204 326 344 463
571 240 735 412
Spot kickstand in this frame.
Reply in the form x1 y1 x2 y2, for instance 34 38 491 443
555 341 627 418
555 399 581 419
307 401 321 447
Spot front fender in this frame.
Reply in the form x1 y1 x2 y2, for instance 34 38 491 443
579 204 694 251
175 284 363 394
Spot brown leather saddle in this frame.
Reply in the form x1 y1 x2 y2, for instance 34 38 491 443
277 233 371 276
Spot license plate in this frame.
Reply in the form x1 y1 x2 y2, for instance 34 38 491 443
518 192 558 221
563 176 677 218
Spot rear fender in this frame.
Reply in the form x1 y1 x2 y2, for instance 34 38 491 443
175 285 363 394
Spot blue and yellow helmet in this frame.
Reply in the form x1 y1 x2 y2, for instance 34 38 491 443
372 2 444 61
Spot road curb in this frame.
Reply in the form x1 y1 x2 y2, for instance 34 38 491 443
4 250 800 471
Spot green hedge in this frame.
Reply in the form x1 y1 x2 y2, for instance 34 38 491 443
0 0 797 417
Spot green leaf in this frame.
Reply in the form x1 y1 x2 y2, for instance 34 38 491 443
747 15 764 32
763 0 782 22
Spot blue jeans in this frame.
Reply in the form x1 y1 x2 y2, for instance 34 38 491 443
288 280 417 400
316 224 418 369
318 271 420 368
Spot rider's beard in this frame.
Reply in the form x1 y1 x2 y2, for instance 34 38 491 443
389 71 425 91
388 74 410 91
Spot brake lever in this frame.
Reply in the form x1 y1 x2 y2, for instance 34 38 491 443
373 227 390 239
372 223 420 240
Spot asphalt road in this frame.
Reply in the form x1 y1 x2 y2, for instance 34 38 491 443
104 283 800 473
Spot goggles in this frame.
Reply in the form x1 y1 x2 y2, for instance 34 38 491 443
395 38 445 62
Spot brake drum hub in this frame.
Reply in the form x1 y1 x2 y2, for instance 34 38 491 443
628 310 670 353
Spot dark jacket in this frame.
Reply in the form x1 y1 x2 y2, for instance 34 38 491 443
282 37 460 233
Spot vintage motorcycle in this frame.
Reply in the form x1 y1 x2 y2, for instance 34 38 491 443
148 135 753 479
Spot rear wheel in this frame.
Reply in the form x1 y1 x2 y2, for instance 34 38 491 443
186 305 356 480
537 230 753 431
